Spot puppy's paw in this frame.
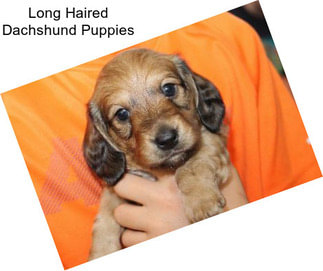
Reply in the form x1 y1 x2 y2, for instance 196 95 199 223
183 190 226 223
88 213 123 261
89 244 120 261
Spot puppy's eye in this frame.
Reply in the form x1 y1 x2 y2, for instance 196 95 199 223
115 108 130 121
161 83 177 97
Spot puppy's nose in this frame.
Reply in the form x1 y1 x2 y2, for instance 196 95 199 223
155 128 178 150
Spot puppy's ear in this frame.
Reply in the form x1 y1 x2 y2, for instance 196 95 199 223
83 102 126 185
173 57 225 133
192 72 225 133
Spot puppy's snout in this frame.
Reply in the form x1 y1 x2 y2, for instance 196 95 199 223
155 127 178 150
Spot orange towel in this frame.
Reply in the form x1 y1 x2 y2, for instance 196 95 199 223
2 12 321 269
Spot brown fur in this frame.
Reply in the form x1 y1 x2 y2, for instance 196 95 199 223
83 48 232 260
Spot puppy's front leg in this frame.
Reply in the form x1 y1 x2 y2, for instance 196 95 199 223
89 187 124 260
176 131 231 223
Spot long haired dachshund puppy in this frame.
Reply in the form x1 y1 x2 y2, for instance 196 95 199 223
84 48 232 260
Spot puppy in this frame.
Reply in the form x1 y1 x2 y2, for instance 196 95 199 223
83 48 232 260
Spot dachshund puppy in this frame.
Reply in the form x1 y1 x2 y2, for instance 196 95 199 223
83 48 232 260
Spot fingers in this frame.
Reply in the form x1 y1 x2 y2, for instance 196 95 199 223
114 203 148 231
113 173 189 248
121 229 148 248
114 174 157 205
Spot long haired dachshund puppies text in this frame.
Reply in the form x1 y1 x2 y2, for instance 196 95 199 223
83 49 231 259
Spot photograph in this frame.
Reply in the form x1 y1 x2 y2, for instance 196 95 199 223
1 2 321 269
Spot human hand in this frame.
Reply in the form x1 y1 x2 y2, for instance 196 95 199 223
113 174 190 248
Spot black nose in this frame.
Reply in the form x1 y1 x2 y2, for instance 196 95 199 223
155 128 178 150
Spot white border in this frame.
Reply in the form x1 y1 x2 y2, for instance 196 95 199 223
0 0 322 270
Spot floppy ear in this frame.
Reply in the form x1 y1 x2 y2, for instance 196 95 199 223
192 72 225 133
83 102 126 186
172 57 225 133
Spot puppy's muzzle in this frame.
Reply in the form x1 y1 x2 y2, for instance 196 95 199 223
155 127 179 150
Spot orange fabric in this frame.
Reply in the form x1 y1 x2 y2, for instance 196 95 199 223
1 13 321 269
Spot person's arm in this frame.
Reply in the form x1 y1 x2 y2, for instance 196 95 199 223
113 166 247 248
222 165 248 212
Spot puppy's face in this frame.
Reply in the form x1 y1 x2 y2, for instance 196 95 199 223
84 49 225 185
95 49 200 169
